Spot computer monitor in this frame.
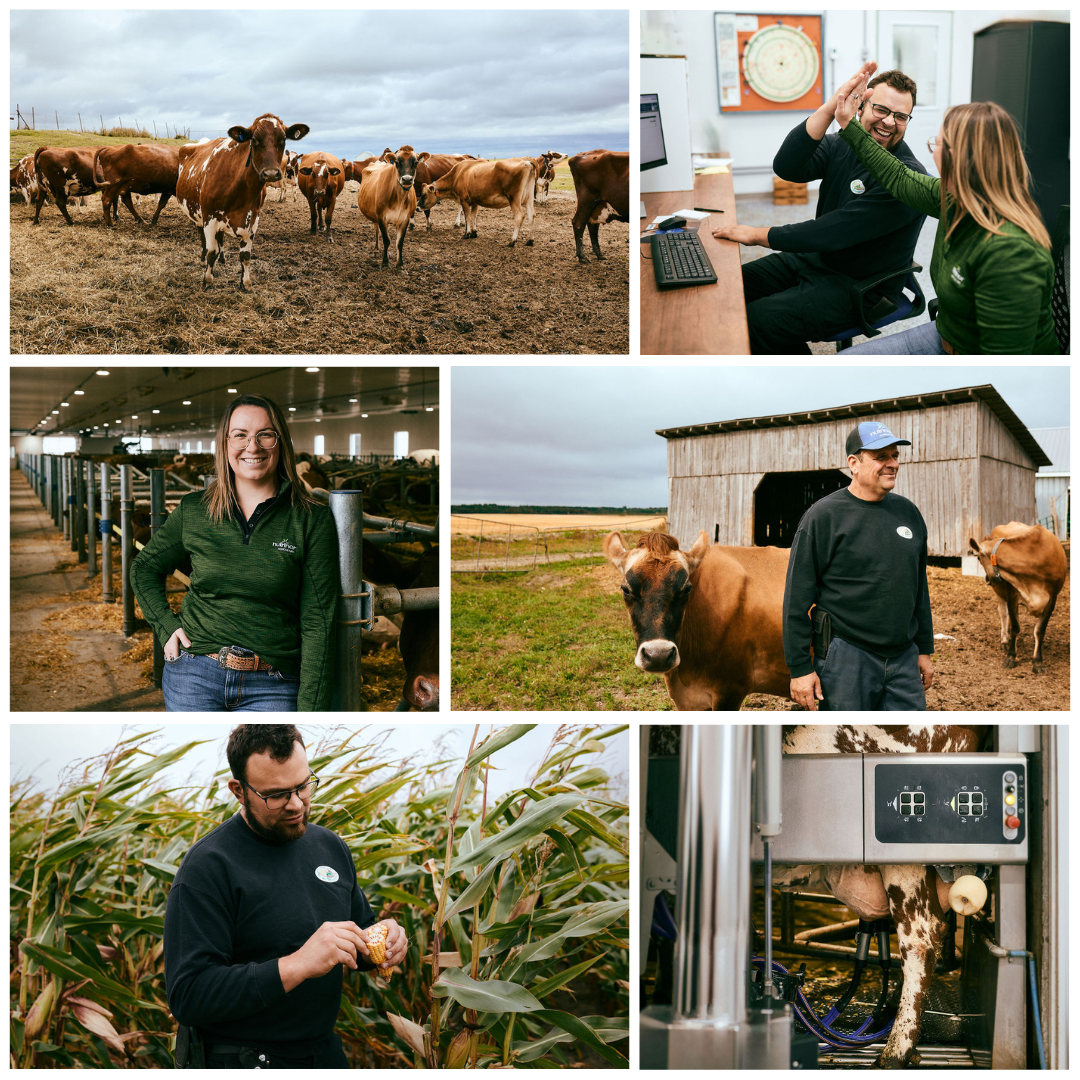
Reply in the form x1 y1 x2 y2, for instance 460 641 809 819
641 93 667 171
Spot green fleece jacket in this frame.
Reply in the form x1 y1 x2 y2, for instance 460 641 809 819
130 481 338 711
838 118 1058 354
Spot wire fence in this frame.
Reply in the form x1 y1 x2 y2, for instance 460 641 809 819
11 105 198 139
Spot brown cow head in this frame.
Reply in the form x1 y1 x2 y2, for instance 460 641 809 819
380 145 430 191
417 182 440 210
299 156 340 197
604 530 709 672
228 114 310 183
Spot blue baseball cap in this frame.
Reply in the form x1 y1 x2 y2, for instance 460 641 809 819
846 421 911 456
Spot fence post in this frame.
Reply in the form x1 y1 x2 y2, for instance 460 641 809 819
76 461 87 563
86 459 97 578
55 110 59 130
329 489 366 712
100 465 114 603
149 469 166 687
79 112 83 132
120 465 135 635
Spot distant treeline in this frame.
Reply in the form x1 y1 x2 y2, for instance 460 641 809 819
452 504 666 515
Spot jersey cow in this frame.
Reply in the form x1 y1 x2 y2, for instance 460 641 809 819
176 113 309 290
604 530 790 710
410 153 475 229
92 143 181 227
968 521 1067 673
532 150 564 203
356 145 429 269
297 152 345 241
776 724 986 1068
569 149 629 263
32 146 101 225
417 157 537 246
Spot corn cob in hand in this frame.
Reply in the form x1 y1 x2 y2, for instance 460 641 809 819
366 922 393 979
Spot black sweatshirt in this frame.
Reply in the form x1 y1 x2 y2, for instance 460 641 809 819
783 488 935 678
767 121 928 282
164 813 378 1047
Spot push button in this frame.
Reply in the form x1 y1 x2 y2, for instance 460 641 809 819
1006 815 1020 829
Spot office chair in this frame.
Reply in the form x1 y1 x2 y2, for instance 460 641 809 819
825 263 925 352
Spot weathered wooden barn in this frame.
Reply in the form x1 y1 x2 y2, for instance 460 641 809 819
657 385 1051 558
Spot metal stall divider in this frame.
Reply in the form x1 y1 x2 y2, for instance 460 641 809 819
149 469 166 688
330 490 368 713
120 465 136 636
86 460 97 578
100 464 115 604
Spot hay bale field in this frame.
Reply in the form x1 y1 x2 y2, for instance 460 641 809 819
11 183 629 354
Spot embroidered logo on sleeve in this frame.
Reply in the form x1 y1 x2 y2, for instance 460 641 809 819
950 266 966 286
272 539 298 555
850 179 866 195
315 865 340 883
896 526 913 539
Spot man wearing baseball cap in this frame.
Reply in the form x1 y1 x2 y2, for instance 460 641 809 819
782 421 934 710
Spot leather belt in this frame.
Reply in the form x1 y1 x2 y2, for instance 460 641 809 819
941 336 957 355
206 647 272 671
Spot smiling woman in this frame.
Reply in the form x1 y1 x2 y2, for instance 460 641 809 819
129 393 339 712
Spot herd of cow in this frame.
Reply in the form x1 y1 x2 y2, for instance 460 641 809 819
12 113 630 288
605 522 1068 711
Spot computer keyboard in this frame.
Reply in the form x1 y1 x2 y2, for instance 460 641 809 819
651 229 718 289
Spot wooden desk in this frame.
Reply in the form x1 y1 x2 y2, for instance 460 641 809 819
640 171 750 355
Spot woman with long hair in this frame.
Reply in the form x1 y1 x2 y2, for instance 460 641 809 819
131 393 339 711
833 61 1058 354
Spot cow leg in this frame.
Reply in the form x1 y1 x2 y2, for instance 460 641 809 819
100 190 114 227
508 206 521 247
425 208 432 230
1004 588 1021 669
1032 592 1057 673
149 192 171 227
588 221 603 259
378 222 392 268
395 222 406 268
877 865 947 1068
309 200 318 234
324 201 335 243
572 210 589 262
237 224 256 291
32 186 49 225
523 197 535 246
121 190 144 224
201 221 222 287
51 183 76 226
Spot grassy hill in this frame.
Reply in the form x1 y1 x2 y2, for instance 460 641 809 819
10 128 187 165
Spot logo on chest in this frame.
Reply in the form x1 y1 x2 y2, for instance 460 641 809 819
273 539 298 555
850 179 866 195
950 265 966 286
315 865 339 883
896 526 913 539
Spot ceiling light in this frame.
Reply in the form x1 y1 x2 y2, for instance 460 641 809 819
74 390 84 395
96 370 109 376
288 407 296 412
132 415 138 419
426 407 434 412
52 410 59 415
94 426 98 430
361 413 368 418
152 409 160 414
306 367 319 373
61 402 69 407
228 389 238 393
183 400 191 405
349 398 357 403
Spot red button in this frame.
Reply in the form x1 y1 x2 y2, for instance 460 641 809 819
1006 815 1020 829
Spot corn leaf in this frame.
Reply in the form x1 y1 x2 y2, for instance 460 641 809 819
466 724 537 767
19 942 164 1011
531 1011 628 1067
515 1014 628 1063
431 967 544 1013
449 793 583 872
386 1012 427 1057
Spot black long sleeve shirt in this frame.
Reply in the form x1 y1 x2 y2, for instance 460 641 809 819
767 121 928 282
782 488 935 678
164 813 378 1047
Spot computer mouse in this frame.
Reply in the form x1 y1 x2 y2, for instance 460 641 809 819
658 216 687 230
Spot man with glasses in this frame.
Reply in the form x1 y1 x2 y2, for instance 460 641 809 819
164 725 407 1068
712 70 927 354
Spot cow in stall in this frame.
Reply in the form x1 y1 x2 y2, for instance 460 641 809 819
603 530 790 710
417 157 537 246
356 145 429 269
31 146 102 225
409 153 475 229
296 151 345 241
176 113 309 289
968 522 1067 673
295 453 331 497
92 143 181 227
163 454 215 488
568 149 629 263
775 724 988 1068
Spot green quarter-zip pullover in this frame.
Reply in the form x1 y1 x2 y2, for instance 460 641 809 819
838 118 1058 354
130 481 339 710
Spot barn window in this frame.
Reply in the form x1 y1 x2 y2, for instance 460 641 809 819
210 440 216 453
314 435 325 456
43 437 77 455
349 433 362 459
196 441 203 453
140 437 152 452
754 470 850 547
184 441 191 453
394 431 409 460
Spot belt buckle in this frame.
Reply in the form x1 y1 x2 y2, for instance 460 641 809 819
216 646 255 670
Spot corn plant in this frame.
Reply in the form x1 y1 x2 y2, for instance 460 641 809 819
10 724 628 1068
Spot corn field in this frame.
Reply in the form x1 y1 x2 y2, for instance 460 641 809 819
10 724 629 1068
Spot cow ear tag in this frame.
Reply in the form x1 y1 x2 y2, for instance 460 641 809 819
315 866 339 883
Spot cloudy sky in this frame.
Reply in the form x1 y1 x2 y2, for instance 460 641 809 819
451 365 1070 507
10 10 629 160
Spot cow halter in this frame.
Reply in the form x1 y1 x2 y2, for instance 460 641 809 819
988 536 1011 580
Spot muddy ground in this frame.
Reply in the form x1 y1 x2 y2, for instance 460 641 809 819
10 188 629 354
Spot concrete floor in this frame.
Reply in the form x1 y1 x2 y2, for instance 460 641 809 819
735 193 938 355
11 468 164 711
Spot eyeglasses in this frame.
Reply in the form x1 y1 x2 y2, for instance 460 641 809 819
926 137 945 154
229 430 279 449
242 774 319 810
867 102 911 126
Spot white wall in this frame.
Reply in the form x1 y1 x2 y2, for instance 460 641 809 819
643 9 1070 195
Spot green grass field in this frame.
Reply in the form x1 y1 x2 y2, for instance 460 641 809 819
10 128 184 165
452 561 672 711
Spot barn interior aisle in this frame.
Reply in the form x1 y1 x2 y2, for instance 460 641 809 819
10 468 165 711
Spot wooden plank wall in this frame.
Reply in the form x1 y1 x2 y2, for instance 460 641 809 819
665 399 1038 555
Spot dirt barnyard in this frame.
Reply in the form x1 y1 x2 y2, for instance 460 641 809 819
10 187 629 354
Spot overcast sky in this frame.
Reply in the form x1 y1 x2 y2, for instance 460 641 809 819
11 724 628 801
451 365 1070 507
10 10 629 159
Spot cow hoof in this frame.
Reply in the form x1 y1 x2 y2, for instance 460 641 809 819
1003 656 1017 669
507 240 516 247
525 238 534 246
576 255 590 264
1033 661 1046 674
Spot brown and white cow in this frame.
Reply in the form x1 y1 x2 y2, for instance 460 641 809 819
176 113 309 290
604 530 790 710
968 521 1067 673
11 153 42 204
356 145 429 269
417 157 537 246
533 150 564 203
296 151 345 241
31 146 101 225
569 148 629 263
409 153 475 229
92 143 181 227
777 724 986 1068
266 149 301 203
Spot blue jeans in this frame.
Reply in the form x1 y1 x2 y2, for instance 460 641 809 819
815 637 926 711
840 320 946 354
162 652 299 712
